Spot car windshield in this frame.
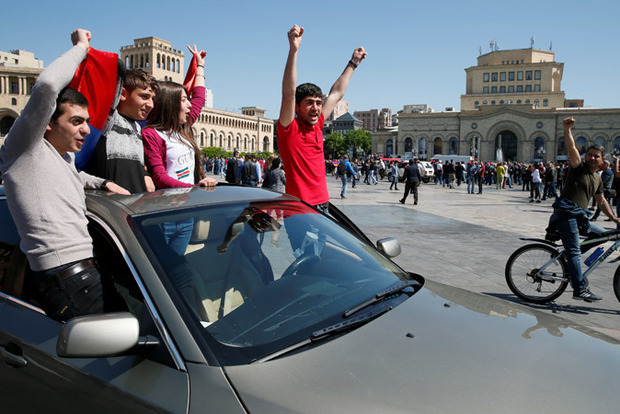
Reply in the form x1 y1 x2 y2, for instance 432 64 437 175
132 199 412 364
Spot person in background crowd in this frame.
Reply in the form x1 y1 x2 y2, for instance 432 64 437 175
399 159 422 205
389 161 399 191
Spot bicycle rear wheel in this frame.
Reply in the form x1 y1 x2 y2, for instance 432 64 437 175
505 244 569 303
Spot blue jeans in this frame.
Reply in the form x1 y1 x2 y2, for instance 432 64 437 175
466 175 476 193
340 175 348 197
29 260 104 322
368 171 377 184
550 198 606 292
163 219 194 256
390 175 398 190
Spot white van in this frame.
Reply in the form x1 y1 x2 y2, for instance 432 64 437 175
431 155 474 165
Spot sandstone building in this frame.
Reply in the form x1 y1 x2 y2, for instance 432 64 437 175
373 48 620 162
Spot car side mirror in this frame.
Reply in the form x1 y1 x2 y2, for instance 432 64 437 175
57 312 140 358
376 237 401 258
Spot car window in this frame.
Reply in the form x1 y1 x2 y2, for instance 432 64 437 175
132 200 412 365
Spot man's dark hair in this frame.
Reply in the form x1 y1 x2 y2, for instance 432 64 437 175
295 83 323 105
586 144 605 154
51 87 89 123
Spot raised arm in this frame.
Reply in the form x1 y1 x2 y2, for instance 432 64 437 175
187 44 206 89
563 117 581 168
322 47 367 119
279 25 304 128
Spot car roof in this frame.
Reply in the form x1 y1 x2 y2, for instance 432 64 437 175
85 185 299 217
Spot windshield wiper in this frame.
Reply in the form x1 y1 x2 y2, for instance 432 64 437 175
254 305 391 363
343 280 418 318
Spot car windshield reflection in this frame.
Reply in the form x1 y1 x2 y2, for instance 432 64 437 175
133 200 411 364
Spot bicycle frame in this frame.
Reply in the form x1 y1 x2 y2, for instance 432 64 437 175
521 232 620 282
579 233 620 279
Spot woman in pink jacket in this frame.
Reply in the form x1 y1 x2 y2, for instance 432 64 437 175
142 45 217 189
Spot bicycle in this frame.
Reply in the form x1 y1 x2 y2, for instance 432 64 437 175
505 229 620 304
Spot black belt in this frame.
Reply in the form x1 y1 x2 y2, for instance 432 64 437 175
58 259 96 280
35 259 96 292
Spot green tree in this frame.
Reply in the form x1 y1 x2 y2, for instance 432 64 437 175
324 132 346 159
201 147 226 158
344 129 372 157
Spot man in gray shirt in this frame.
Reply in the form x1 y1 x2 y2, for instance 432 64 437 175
0 29 128 321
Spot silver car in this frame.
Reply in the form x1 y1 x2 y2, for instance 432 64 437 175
1 185 619 413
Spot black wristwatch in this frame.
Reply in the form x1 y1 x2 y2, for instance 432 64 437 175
101 179 113 189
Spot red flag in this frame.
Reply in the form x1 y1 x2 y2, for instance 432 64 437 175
183 51 206 94
68 47 118 130
69 47 120 170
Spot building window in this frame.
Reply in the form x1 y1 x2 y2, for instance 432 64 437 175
525 99 531 104
500 86 506 93
517 85 523 93
499 100 505 105
500 72 506 82
483 73 489 82
525 85 532 92
517 71 524 81
576 136 587 155
433 137 443 155
526 71 533 80
483 86 489 94
491 100 496 105
483 101 488 106
491 86 497 93
595 136 606 148
543 99 549 107
474 101 480 108
534 137 545 160
508 85 515 93
517 99 522 104
534 70 541 80
448 137 458 155
614 136 620 155
534 99 539 106
534 84 541 92
508 71 515 81
491 72 498 82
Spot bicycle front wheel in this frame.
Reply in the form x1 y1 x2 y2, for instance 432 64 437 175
505 244 569 303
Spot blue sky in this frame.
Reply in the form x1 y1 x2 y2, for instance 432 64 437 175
2 0 618 118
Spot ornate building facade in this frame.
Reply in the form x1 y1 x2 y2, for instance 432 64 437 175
373 48 620 162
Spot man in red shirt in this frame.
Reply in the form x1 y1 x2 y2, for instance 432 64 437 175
278 24 366 213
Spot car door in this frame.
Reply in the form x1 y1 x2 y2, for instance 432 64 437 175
0 191 190 413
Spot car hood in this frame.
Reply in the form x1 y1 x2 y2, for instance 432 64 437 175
224 280 620 414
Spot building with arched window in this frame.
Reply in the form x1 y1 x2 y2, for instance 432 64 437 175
371 47 620 162
120 37 184 84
